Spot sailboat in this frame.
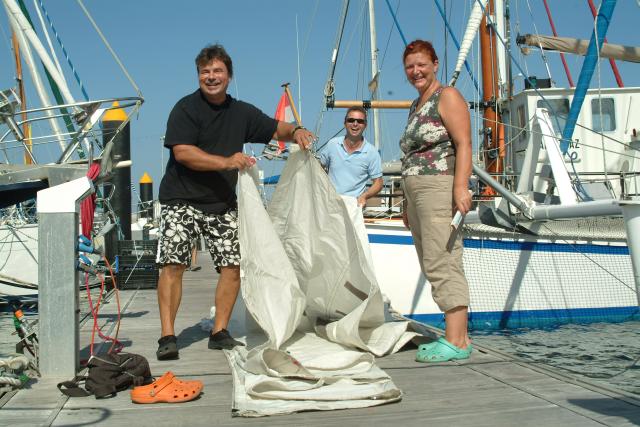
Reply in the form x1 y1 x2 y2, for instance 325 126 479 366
0 0 142 297
316 0 640 330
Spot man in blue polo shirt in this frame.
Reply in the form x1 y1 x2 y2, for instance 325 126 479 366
319 107 383 206
319 107 383 268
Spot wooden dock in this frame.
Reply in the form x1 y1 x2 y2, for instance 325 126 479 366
2 255 640 426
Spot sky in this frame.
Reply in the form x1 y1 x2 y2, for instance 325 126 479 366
1 0 639 201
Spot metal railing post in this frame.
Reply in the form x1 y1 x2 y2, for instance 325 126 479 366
37 177 93 378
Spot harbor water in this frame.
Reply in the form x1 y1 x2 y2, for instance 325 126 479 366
475 320 640 395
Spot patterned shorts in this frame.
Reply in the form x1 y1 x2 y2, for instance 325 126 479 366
156 203 240 270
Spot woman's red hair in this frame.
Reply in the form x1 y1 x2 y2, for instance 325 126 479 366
403 39 438 64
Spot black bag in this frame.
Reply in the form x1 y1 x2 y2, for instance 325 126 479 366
57 352 153 399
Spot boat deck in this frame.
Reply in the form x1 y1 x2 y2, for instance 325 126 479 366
1 255 640 426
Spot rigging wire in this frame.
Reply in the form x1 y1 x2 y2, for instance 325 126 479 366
541 0 574 87
593 13 611 197
474 0 592 200
34 0 89 100
443 0 448 79
0 15 16 75
76 0 142 99
382 0 407 46
379 0 400 71
315 0 350 138
433 0 480 92
300 0 320 68
524 0 553 82
587 0 624 88
513 1 531 82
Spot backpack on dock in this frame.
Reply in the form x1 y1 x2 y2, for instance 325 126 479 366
57 352 152 399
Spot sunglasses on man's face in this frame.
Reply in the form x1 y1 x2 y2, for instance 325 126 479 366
346 118 366 124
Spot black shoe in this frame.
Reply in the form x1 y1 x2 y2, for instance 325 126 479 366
157 335 179 360
208 329 245 350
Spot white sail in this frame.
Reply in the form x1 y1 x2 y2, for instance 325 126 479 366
230 151 415 416
518 33 640 63
449 0 488 87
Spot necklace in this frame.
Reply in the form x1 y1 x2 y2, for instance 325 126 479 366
416 83 442 111
344 138 363 153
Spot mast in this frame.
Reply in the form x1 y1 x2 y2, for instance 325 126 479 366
11 31 31 164
367 0 380 151
4 1 65 153
479 0 505 192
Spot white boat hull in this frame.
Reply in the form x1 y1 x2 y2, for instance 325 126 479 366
0 224 38 297
367 220 639 330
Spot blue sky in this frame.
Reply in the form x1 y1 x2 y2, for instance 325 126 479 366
1 0 639 197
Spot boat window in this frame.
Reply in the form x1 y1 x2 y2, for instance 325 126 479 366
537 98 569 134
517 105 527 141
591 98 616 132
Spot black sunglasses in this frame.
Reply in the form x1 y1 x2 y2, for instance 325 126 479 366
346 118 366 124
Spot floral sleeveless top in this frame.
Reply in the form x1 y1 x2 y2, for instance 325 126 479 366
399 87 455 176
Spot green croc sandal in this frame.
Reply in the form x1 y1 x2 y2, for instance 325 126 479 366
416 341 438 356
415 337 472 363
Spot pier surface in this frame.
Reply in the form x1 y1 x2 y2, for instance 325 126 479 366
1 255 640 426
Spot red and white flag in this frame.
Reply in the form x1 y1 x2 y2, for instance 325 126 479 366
273 92 295 153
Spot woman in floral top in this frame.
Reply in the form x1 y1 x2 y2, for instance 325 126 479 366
400 40 473 362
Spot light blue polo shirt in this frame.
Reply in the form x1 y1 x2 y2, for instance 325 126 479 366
319 136 382 198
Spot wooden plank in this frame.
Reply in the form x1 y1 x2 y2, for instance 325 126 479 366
3 252 640 426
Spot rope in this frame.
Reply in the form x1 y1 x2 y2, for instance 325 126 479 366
0 354 29 371
80 162 100 238
83 255 123 359
0 354 30 388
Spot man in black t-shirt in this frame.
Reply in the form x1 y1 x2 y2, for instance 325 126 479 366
155 44 314 360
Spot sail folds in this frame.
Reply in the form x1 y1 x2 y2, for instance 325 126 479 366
231 151 415 416
518 34 640 63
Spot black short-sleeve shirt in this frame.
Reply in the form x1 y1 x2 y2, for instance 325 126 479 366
159 90 278 214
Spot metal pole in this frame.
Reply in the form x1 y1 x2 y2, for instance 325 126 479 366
529 199 621 220
367 0 381 151
473 164 529 212
330 100 412 109
37 177 92 378
618 201 640 304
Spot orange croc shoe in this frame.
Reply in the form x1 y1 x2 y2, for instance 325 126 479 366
130 371 203 404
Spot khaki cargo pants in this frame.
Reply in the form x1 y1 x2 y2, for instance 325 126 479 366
404 175 470 312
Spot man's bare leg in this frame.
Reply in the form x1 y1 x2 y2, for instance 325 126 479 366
212 266 240 333
157 264 187 337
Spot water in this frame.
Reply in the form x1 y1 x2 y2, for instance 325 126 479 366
475 321 640 395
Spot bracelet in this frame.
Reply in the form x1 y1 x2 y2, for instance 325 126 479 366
292 125 306 136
